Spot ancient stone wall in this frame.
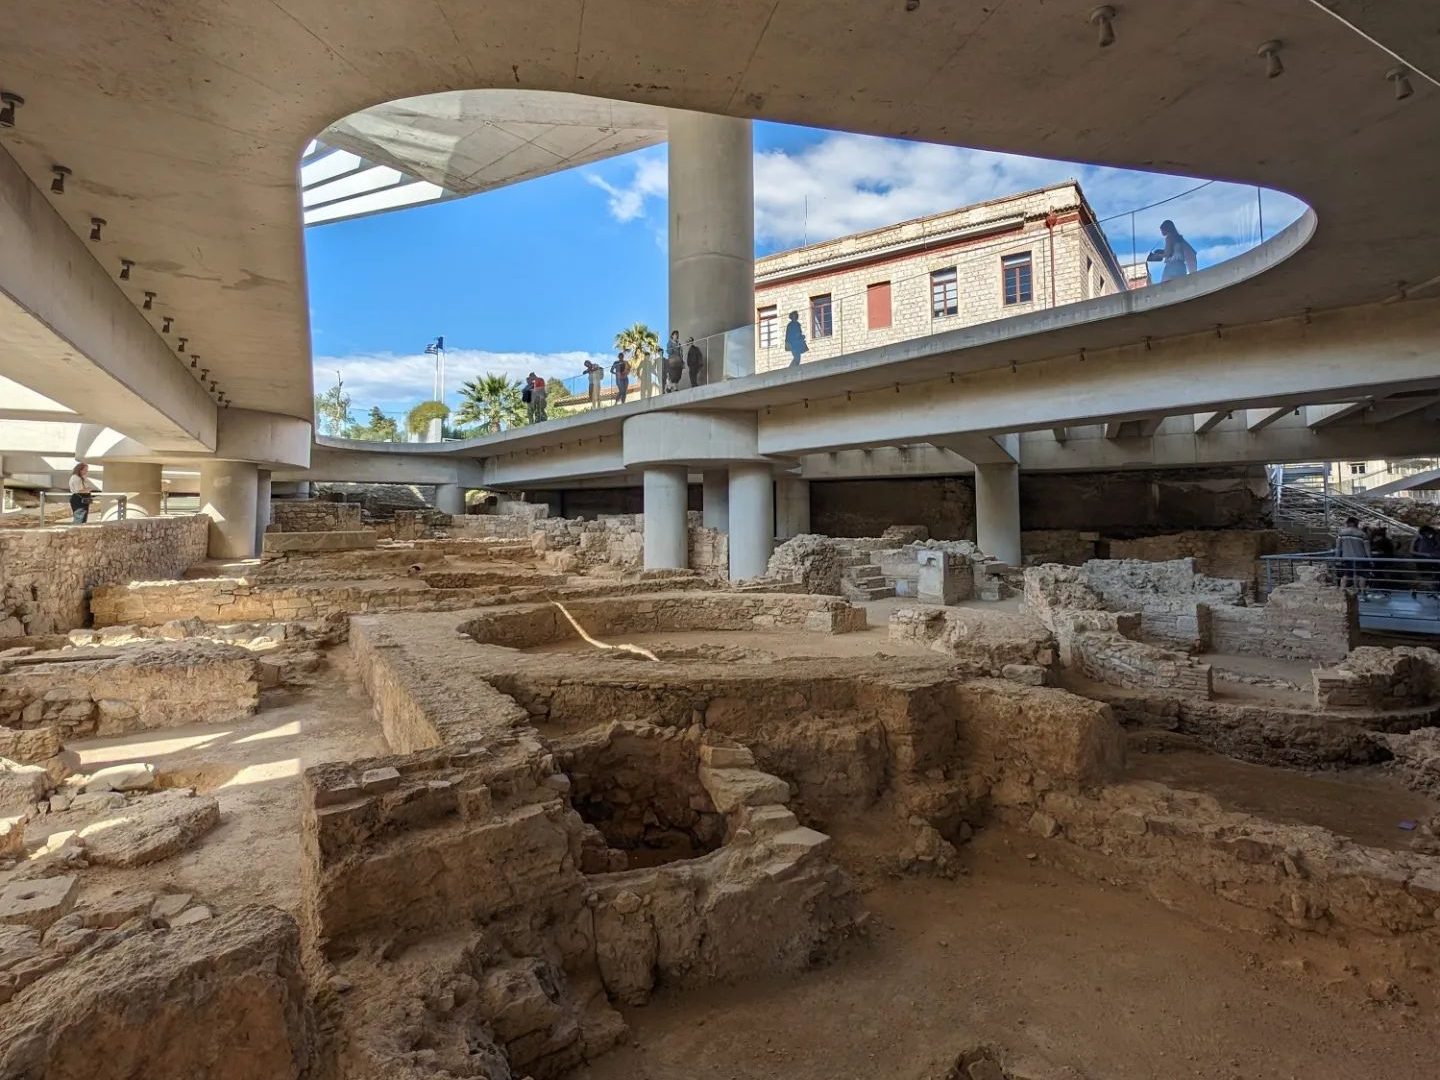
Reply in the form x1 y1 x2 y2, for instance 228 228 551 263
765 534 843 594
888 606 1054 677
0 517 208 634
1209 576 1357 663
453 513 728 575
267 500 363 533
1077 558 1243 651
1071 631 1213 696
1312 646 1440 710
1021 529 1104 565
1108 529 1295 595
0 640 260 738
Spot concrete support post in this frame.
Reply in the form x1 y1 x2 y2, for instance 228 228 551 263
668 111 755 353
701 470 729 531
199 460 259 559
643 466 690 570
728 464 774 580
100 462 163 518
774 477 810 539
254 469 272 555
434 483 466 516
974 462 1022 566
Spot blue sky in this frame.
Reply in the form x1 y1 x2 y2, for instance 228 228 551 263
305 122 1306 420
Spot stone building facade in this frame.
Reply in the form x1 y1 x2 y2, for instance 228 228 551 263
752 182 1128 372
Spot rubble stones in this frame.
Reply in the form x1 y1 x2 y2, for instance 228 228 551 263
0 875 79 930
81 762 157 793
765 534 844 594
77 790 220 867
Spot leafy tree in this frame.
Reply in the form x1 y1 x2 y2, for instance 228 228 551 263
406 399 450 439
313 374 352 437
455 374 527 434
343 406 400 443
614 322 660 366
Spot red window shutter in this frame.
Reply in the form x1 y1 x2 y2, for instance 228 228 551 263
867 281 892 329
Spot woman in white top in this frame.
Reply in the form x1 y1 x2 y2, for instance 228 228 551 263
68 462 97 523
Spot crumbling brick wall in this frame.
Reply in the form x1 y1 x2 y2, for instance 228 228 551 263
1209 577 1357 664
267 500 363 533
0 517 208 634
1312 646 1440 709
1108 529 1295 595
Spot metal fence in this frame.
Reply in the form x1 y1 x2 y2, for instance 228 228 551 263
1260 553 1440 636
33 491 131 524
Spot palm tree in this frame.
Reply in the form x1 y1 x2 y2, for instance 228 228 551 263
614 322 660 365
455 374 527 434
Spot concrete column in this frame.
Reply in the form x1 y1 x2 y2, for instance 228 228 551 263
668 111 755 351
434 483 466 516
974 462 1022 566
728 464 774 580
701 470 729 531
199 460 259 559
254 469 272 555
774 477 810 539
643 466 690 570
100 462 163 518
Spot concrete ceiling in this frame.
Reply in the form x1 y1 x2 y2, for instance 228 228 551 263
0 1 1437 433
309 89 667 224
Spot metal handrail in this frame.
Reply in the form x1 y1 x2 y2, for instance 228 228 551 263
33 491 128 525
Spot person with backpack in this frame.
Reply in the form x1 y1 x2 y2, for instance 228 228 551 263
784 311 808 368
610 350 631 404
521 373 535 422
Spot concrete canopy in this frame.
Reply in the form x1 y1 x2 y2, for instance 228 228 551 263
0 0 1436 449
308 90 667 225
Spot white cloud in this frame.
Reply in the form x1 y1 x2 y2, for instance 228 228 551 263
585 153 667 222
586 131 1308 271
314 347 608 417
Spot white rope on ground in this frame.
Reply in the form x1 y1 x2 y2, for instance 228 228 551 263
551 600 661 662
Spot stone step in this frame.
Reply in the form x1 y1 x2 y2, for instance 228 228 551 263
837 555 871 568
849 575 888 589
845 584 896 601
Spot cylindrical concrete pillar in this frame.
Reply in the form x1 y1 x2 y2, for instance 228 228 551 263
100 462 163 518
775 478 810 539
668 111 755 353
974 462 1022 566
254 469 272 555
728 464 774 580
701 470 729 531
434 483 466 516
199 460 259 559
643 466 690 570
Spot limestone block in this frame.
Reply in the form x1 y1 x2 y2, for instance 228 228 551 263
78 790 220 868
699 766 791 813
81 762 157 793
0 875 79 930
0 816 23 858
0 759 49 814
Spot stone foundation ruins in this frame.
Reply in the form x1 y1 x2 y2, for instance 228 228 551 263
2 506 1439 1077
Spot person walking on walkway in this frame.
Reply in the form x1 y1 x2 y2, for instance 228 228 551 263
530 373 547 423
1410 525 1440 600
1148 219 1198 282
636 349 657 400
610 350 631 404
521 373 535 422
1334 516 1369 590
784 311 808 368
664 331 684 392
686 337 704 388
68 462 97 524
583 359 604 409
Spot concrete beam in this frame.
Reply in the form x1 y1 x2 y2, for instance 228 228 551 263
928 433 1019 465
1245 406 1294 431
757 299 1440 457
1193 410 1230 433
1362 394 1440 425
1305 400 1371 428
1051 427 1068 444
274 444 483 487
0 144 216 452
1104 419 1127 440
1132 416 1165 438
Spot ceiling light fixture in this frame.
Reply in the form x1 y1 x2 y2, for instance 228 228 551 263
162 316 173 333
177 337 189 352
119 258 134 280
50 165 70 194
905 0 919 10
89 217 106 241
208 380 217 392
200 368 209 380
1089 5 1116 47
1388 66 1414 100
143 291 155 310
1257 39 1283 78
0 92 22 128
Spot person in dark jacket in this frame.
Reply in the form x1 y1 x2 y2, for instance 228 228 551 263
784 311 808 368
686 338 704 388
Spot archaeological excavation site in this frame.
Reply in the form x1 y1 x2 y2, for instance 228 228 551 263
1 485 1438 1080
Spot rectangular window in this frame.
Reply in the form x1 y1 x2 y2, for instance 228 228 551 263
758 305 777 349
1349 462 1367 475
930 267 958 318
810 293 833 338
1002 252 1033 305
866 281 892 329
1084 257 1093 299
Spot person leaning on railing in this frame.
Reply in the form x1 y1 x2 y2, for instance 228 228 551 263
68 462 97 524
1410 525 1440 599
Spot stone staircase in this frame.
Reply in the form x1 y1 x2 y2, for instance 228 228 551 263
837 551 895 601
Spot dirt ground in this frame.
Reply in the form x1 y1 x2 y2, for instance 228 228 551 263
525 623 936 660
32 651 385 913
574 830 1438 1080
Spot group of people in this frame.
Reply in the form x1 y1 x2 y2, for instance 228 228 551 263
585 331 710 409
1333 516 1439 596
